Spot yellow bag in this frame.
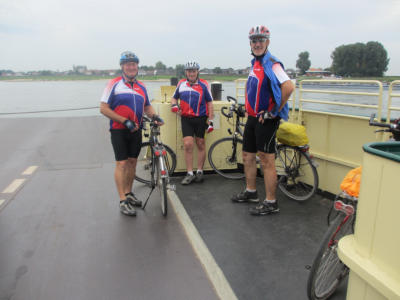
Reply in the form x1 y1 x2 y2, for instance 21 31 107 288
277 122 309 146
340 166 362 197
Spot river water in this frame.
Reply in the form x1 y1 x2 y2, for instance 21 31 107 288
0 80 399 119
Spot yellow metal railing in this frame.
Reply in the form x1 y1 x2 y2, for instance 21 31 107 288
387 80 400 121
235 79 246 102
298 80 384 122
231 79 398 194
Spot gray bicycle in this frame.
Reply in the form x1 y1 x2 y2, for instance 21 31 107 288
135 116 177 216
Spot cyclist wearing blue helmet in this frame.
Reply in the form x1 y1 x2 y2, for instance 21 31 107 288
171 61 214 185
100 51 163 216
231 25 295 216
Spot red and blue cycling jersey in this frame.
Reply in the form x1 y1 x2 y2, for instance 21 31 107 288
245 60 276 117
101 76 150 130
172 79 213 117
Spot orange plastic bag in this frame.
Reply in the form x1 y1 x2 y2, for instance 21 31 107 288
340 166 362 197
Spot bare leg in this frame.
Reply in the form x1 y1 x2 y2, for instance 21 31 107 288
126 157 137 194
115 160 128 200
243 151 257 190
258 152 277 200
183 136 194 172
195 137 206 170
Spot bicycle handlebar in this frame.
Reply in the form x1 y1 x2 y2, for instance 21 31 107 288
221 96 246 120
221 106 232 118
369 114 399 130
227 96 238 104
142 115 152 123
369 113 400 141
142 115 162 133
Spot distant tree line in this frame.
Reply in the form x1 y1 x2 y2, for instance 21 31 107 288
296 41 390 77
3 41 390 78
331 41 389 77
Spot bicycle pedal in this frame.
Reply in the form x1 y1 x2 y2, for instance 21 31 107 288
168 184 176 191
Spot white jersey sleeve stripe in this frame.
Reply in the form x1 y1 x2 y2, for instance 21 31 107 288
272 63 290 84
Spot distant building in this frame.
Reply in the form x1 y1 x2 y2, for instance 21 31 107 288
73 65 87 74
305 68 331 77
285 68 296 78
200 68 214 75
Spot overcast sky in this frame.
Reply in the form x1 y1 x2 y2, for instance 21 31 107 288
1 0 399 75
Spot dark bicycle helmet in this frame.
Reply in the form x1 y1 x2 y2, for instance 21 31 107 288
120 51 139 65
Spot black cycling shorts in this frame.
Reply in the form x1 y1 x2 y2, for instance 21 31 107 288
181 116 208 138
243 116 280 154
110 129 142 161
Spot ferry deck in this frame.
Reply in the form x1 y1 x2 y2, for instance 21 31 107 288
0 116 346 300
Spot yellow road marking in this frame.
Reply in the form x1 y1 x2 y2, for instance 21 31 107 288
22 165 38 175
0 199 5 206
2 179 26 194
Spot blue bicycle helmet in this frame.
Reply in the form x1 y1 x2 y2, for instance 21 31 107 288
120 51 139 65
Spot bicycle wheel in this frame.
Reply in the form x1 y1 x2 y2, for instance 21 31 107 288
208 137 245 179
155 156 168 216
276 145 318 201
159 176 168 216
307 213 354 300
135 142 176 185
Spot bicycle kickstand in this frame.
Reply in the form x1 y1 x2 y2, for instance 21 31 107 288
142 186 155 210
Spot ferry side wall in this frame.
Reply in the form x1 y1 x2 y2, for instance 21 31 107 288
153 99 384 195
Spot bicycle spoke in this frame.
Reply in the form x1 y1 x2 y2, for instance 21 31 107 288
308 214 353 300
208 137 245 179
277 145 318 201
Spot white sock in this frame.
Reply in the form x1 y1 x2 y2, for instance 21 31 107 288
187 171 194 176
246 188 257 193
265 199 276 203
196 170 203 174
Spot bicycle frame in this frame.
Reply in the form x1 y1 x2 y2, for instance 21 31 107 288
141 117 174 211
221 98 245 139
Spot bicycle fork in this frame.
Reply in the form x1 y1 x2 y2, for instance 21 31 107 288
154 145 176 191
328 200 356 247
142 145 176 210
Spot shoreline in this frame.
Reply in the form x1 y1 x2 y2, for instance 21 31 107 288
1 75 399 83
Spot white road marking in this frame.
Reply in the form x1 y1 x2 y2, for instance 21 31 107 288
0 199 5 206
168 190 238 300
2 179 26 194
22 165 38 175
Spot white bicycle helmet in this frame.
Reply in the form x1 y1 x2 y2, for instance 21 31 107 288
248 25 270 40
184 61 200 70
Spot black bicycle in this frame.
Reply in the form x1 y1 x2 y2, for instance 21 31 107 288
135 116 177 216
208 96 246 179
307 113 400 300
208 96 319 201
